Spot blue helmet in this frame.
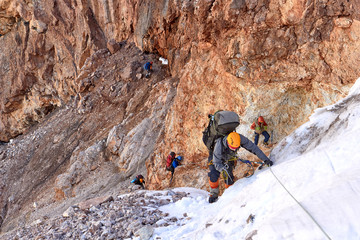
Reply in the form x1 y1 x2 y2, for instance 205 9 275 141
176 156 183 161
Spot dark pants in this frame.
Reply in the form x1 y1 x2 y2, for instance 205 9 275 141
254 131 270 145
208 153 235 186
167 165 175 177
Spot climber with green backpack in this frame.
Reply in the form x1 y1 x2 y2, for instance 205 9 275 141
202 110 273 203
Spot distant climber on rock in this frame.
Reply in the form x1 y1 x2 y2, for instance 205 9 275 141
208 132 273 203
166 152 183 184
131 174 146 189
251 116 270 146
144 61 153 78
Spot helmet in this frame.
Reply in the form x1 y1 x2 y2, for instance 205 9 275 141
176 156 183 161
150 61 153 64
170 152 175 157
227 132 241 150
258 116 265 123
137 174 144 179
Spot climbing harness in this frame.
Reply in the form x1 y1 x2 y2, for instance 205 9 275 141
208 158 265 178
221 167 233 183
269 167 331 240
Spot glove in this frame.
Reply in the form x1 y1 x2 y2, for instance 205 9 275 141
264 160 273 167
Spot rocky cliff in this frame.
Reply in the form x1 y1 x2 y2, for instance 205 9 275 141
0 0 359 233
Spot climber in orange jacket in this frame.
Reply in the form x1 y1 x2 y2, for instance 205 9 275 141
250 116 270 146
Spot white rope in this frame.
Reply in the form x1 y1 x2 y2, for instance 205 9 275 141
269 167 332 240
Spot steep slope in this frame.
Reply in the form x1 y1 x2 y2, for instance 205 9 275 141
1 79 359 240
1 0 360 234
150 78 360 239
0 43 178 232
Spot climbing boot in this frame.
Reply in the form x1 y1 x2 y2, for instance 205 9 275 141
209 194 218 203
209 187 219 203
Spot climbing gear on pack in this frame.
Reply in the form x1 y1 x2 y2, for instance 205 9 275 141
227 132 241 150
202 111 240 151
238 159 265 178
170 155 183 169
172 158 180 168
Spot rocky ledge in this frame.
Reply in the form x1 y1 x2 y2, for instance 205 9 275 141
0 189 190 240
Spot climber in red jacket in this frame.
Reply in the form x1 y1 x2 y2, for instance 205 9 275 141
250 116 270 146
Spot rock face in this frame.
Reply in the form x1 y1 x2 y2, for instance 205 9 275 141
0 0 360 233
144 0 360 189
0 43 178 232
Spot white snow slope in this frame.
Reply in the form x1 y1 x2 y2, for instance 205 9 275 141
149 78 360 240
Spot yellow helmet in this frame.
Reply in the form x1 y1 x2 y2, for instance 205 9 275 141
227 132 241 150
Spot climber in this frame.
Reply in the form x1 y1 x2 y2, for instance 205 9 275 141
208 132 273 203
144 61 153 77
250 116 270 146
166 152 176 171
166 152 183 183
131 174 146 189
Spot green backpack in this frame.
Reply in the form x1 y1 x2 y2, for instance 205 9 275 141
202 110 240 151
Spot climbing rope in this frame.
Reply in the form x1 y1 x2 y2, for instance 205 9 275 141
269 167 332 240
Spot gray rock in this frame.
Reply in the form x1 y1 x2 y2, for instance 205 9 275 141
134 225 154 240
0 190 192 240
